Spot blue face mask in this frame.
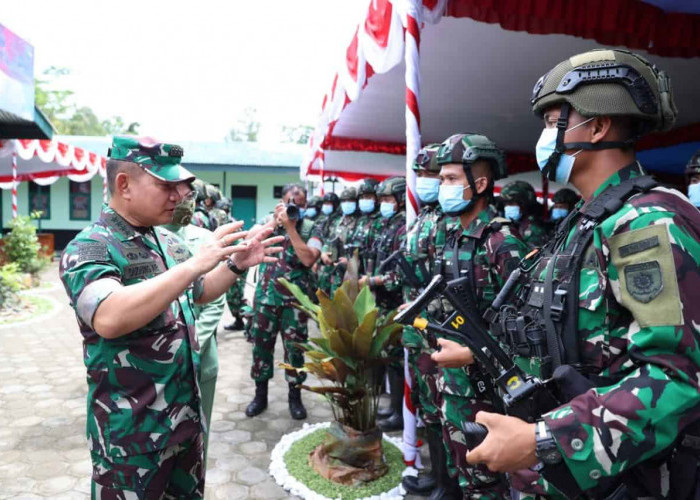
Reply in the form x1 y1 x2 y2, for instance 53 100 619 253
298 208 306 218
380 202 396 218
551 207 569 220
341 201 357 215
504 205 522 222
416 177 440 203
688 184 700 207
438 184 469 215
535 118 593 184
305 207 317 219
359 198 375 213
321 204 334 216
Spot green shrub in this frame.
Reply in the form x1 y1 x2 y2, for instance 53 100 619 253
0 263 23 309
3 212 49 274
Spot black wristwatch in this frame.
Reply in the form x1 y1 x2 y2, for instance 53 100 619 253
226 258 247 276
535 420 563 465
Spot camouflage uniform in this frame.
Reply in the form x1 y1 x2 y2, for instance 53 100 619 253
516 214 549 249
325 212 359 296
161 223 225 466
191 208 211 230
371 209 406 312
314 212 341 296
249 218 317 384
351 211 384 275
208 207 228 229
61 207 205 498
224 273 247 326
437 206 528 498
501 164 700 499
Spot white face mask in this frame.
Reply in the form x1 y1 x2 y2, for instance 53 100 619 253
535 117 593 184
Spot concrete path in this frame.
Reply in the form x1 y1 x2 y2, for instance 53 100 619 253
0 264 422 499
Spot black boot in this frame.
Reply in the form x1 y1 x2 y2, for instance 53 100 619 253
427 426 461 500
288 383 307 420
224 316 246 331
245 380 268 417
377 366 404 432
402 425 441 495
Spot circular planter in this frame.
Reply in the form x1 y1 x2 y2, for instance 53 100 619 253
270 421 407 500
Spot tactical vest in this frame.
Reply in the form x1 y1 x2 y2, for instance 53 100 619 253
488 176 658 380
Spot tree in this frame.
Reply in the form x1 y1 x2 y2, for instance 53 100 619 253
281 124 314 145
225 107 260 142
34 67 139 136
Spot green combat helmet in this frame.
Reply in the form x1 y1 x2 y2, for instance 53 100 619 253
552 187 581 207
501 180 537 208
413 143 442 172
322 192 340 209
308 195 323 210
216 196 232 213
340 187 358 201
685 151 700 177
192 179 208 205
531 49 677 181
376 176 406 207
358 178 380 196
205 184 222 204
108 136 194 183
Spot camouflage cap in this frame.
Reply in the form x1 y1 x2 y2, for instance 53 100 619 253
108 136 195 183
413 143 441 173
501 180 536 206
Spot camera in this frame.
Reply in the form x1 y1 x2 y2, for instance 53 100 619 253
285 203 300 221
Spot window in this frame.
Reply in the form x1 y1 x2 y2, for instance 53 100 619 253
273 185 283 198
28 183 50 219
69 181 91 220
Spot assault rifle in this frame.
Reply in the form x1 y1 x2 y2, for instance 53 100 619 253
394 274 593 449
376 249 427 289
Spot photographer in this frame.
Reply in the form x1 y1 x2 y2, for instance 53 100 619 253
245 184 321 420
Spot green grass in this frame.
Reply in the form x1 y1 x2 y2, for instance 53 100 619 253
284 428 404 499
0 294 54 324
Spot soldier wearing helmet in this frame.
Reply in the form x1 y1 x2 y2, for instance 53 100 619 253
686 151 700 208
309 191 342 296
550 187 581 222
204 184 228 229
348 178 383 275
322 186 360 296
191 179 212 230
419 133 528 498
463 50 700 500
500 180 549 249
304 195 323 221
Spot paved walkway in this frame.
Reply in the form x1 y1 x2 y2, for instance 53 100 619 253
0 264 419 499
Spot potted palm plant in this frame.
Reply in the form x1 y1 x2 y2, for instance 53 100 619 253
279 257 402 486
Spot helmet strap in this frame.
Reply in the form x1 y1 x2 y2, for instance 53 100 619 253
542 103 571 182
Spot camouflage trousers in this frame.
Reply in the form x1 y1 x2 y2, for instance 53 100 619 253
200 375 216 467
440 393 509 499
406 347 440 425
225 273 247 317
90 434 204 499
249 303 308 384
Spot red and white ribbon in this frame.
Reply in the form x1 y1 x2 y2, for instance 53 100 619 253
103 175 108 203
12 146 18 218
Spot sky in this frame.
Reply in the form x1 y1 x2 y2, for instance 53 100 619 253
2 0 368 142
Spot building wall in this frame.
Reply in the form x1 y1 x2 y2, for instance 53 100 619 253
0 167 302 248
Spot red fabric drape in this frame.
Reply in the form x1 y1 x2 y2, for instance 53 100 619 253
446 0 700 58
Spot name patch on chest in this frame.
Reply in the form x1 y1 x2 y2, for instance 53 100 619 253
124 262 160 280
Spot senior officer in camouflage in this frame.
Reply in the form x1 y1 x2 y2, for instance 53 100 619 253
462 49 700 500
160 192 225 467
246 183 321 421
59 137 283 499
500 180 549 249
427 134 528 499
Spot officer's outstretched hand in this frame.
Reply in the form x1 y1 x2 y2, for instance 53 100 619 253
466 411 538 472
229 225 284 270
431 338 474 368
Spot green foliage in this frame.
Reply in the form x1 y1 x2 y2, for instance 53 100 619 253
35 66 139 136
226 107 260 142
3 213 49 274
281 124 314 144
0 263 24 309
284 428 403 499
279 256 403 431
